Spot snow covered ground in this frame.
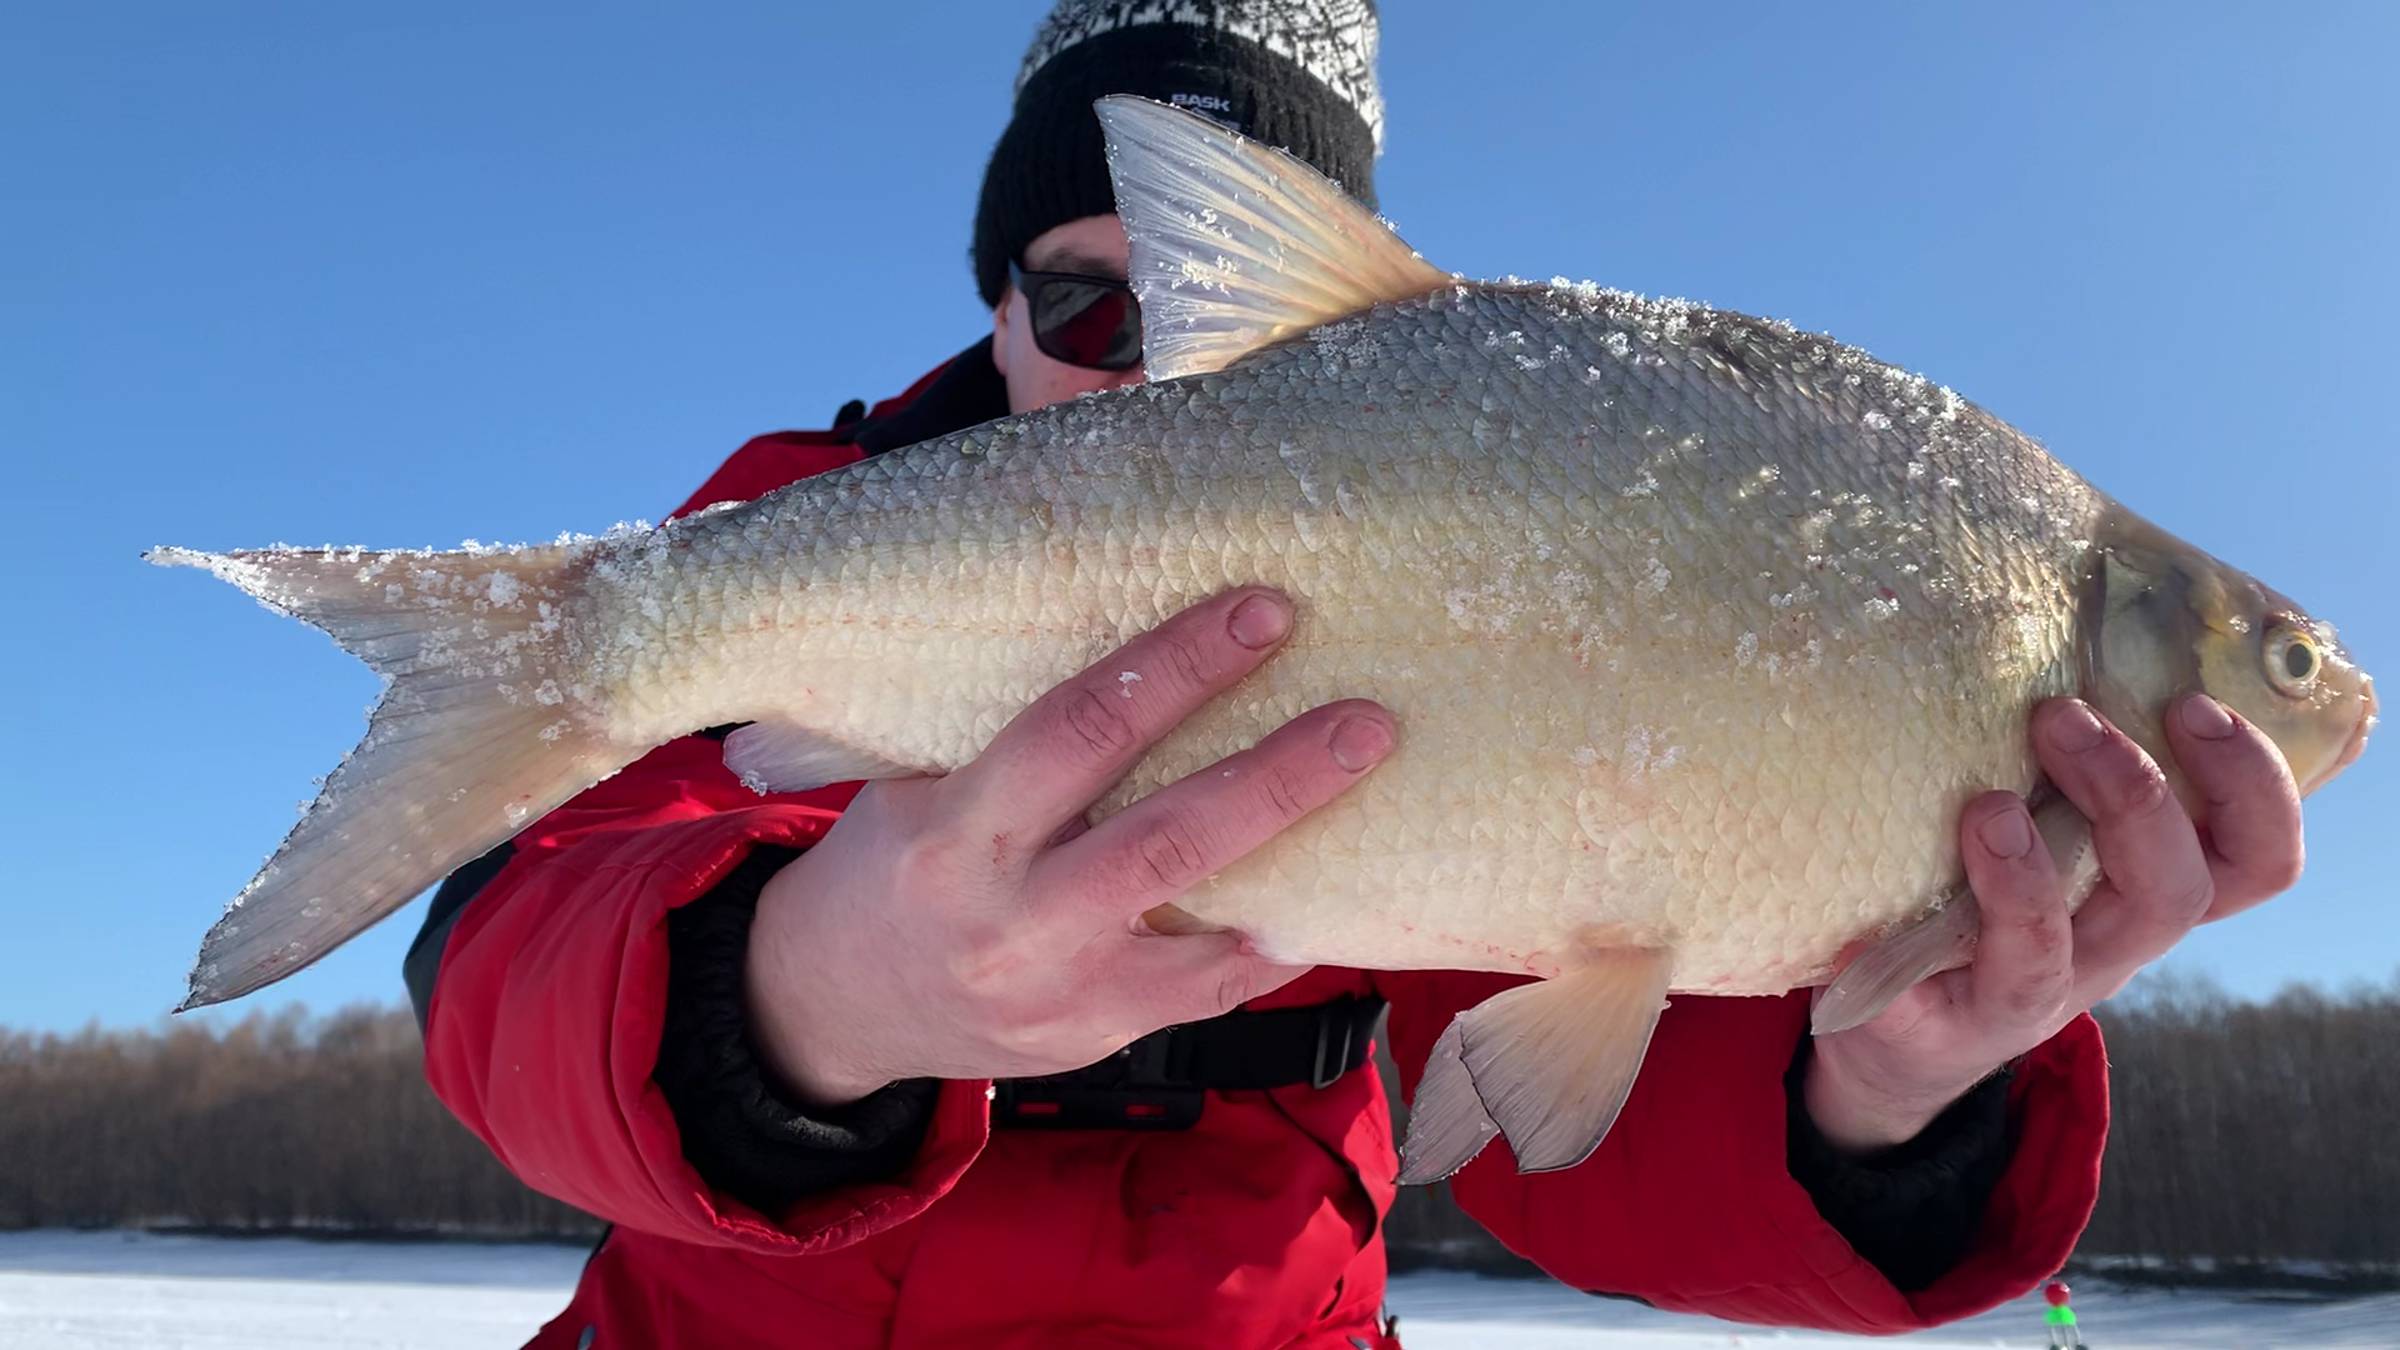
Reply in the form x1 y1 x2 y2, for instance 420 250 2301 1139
0 1230 2391 1348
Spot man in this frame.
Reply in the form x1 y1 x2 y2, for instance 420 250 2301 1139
407 4 2309 1346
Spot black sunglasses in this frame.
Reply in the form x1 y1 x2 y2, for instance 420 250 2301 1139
1009 261 1143 372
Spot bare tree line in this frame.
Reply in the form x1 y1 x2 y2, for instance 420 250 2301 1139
1 975 2391 1280
0 1005 595 1238
2081 971 2399 1277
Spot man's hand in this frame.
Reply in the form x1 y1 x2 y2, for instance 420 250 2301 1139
742 588 1393 1107
1805 694 2305 1152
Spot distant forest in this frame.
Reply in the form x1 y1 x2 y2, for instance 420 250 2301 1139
2 974 2393 1282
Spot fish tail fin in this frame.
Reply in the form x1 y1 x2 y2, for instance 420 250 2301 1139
149 542 629 1009
1397 948 1674 1185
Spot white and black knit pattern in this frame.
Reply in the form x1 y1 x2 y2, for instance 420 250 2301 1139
970 0 1386 305
1015 0 1383 148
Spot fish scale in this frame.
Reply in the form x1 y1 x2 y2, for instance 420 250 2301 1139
579 280 2067 997
153 97 2371 1185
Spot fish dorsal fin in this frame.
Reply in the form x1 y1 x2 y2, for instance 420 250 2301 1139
1094 94 1450 383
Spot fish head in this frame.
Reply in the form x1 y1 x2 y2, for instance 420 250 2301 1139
2084 509 2374 803
2191 582 2374 798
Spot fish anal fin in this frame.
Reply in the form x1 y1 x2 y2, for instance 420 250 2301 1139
722 721 922 794
1395 1019 1502 1186
1093 95 1451 383
1811 793 2102 1036
1397 948 1674 1183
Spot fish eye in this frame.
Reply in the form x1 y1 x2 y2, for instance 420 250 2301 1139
2264 627 2322 698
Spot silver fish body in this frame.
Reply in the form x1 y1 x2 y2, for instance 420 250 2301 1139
157 97 2373 1182
599 282 2097 996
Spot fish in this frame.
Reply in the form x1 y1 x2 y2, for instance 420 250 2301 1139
152 96 2375 1185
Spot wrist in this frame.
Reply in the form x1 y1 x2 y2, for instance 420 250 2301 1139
1802 1039 1990 1155
743 860 894 1109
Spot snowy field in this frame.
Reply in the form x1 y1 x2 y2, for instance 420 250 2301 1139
0 1231 2391 1348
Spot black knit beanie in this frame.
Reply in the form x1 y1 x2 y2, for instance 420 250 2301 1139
971 0 1384 307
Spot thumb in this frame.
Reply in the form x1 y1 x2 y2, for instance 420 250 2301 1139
1107 931 1313 1026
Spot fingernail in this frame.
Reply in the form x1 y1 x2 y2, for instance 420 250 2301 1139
1977 805 2034 859
1228 593 1291 649
1329 715 1392 772
2047 701 2107 752
2181 693 2235 740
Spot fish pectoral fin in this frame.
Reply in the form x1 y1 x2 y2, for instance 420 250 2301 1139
1397 947 1674 1184
1809 895 1979 1037
1092 95 1451 383
721 721 921 794
1811 794 2100 1036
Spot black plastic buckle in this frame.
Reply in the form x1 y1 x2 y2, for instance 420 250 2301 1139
1310 1005 1357 1090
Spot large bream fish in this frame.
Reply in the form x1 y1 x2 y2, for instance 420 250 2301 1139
157 98 2374 1183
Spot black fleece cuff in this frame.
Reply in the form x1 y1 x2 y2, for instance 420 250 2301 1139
1785 1038 2016 1292
653 844 939 1215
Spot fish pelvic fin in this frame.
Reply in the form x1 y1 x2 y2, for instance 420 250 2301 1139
1397 948 1674 1185
149 542 629 1009
1811 793 2101 1036
722 719 923 794
1093 94 1451 383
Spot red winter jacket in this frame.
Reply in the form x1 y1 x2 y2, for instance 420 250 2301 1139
417 359 2110 1349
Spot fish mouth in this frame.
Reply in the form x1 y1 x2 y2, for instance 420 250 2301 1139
2309 676 2376 793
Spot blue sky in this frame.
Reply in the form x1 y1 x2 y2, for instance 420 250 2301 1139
6 3 2394 1032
